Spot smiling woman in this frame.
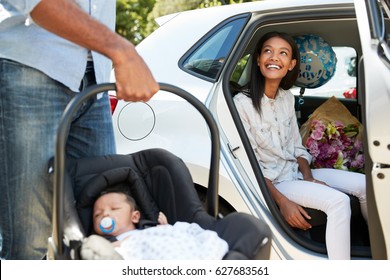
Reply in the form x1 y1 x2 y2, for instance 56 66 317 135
233 31 368 260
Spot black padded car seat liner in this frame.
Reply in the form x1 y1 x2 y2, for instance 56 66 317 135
77 166 161 235
72 149 214 236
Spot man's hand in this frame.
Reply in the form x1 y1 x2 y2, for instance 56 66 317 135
111 40 159 102
30 0 159 101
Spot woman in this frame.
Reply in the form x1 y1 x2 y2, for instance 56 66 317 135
234 31 367 260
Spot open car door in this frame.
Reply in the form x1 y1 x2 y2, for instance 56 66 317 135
355 0 390 259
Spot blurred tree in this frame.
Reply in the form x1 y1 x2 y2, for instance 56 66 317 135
198 0 255 8
148 0 202 21
116 0 258 45
115 0 156 45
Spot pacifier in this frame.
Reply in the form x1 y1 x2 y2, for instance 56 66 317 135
99 217 116 234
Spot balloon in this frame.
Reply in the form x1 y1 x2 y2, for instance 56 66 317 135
294 34 337 88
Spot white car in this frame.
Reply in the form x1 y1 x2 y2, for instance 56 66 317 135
110 0 390 260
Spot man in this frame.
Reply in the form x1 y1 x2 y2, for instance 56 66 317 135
0 0 159 259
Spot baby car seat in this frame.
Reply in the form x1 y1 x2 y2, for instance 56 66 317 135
47 83 272 260
70 148 271 260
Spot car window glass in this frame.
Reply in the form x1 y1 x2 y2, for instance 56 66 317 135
231 53 250 85
182 17 246 80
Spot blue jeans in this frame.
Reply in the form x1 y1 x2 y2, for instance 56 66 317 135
0 59 116 259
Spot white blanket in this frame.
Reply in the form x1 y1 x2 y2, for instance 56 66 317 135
115 222 228 260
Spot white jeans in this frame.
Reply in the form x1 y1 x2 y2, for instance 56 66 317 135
275 168 367 260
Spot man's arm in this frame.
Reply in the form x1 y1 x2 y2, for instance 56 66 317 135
30 0 159 101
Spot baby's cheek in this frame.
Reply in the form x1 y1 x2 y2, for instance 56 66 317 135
93 220 100 234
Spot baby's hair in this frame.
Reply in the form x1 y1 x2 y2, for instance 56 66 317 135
99 190 139 211
123 193 139 211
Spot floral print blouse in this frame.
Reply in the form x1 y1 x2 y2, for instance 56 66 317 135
234 88 311 184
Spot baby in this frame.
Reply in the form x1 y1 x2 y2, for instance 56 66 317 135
92 191 229 260
93 191 167 244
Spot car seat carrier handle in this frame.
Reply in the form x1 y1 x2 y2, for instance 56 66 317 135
52 83 220 257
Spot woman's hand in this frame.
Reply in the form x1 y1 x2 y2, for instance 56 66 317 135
279 197 312 230
305 178 328 186
265 178 312 230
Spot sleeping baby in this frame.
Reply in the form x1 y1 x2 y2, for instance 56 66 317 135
89 191 228 260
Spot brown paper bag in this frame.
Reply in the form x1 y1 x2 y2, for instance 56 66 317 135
300 96 363 145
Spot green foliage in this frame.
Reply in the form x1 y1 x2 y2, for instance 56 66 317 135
200 0 254 7
115 0 156 45
151 0 203 16
198 0 223 8
116 0 259 45
231 54 250 84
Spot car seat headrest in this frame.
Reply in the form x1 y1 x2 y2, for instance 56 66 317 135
294 34 337 89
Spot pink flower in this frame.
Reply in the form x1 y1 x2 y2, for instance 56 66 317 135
305 119 364 173
310 129 324 141
351 154 364 169
354 139 363 150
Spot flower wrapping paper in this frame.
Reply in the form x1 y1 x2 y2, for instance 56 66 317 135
300 96 364 173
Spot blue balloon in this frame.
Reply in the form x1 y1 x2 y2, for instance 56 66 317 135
294 34 337 88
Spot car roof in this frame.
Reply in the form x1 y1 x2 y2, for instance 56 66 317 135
155 0 354 27
146 0 356 55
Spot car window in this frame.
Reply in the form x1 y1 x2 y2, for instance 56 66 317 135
181 16 247 81
231 53 251 86
291 47 357 99
230 47 358 99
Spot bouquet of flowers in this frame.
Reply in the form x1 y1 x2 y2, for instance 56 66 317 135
300 97 364 173
305 119 364 172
